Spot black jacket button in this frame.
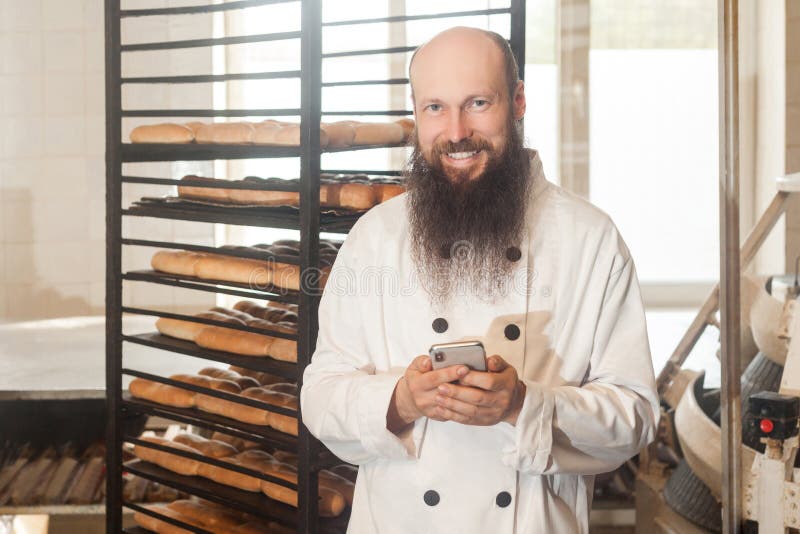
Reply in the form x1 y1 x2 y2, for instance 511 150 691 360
504 324 520 340
496 491 512 507
506 246 522 262
424 489 440 506
432 318 448 333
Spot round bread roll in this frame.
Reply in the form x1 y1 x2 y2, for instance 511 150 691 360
194 122 255 144
321 121 355 148
151 250 205 277
352 122 405 146
133 436 201 476
129 378 196 408
130 123 194 144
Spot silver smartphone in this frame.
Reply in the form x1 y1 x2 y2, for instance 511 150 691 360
428 341 487 371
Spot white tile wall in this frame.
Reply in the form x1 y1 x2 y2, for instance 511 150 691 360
0 0 216 320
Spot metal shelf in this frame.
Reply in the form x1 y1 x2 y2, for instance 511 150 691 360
122 333 298 380
121 238 306 263
123 394 298 451
321 7 511 27
121 31 300 52
122 270 300 304
122 70 302 85
122 203 360 233
120 0 298 18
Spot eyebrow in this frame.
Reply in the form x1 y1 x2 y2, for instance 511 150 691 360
419 92 498 106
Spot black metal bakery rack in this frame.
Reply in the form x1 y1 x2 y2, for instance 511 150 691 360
106 1 525 532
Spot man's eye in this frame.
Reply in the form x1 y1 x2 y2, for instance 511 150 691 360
426 103 442 112
472 99 488 108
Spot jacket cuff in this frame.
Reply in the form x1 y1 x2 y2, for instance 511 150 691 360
357 373 420 460
501 380 554 473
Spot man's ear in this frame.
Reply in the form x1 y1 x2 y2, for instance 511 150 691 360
512 80 526 120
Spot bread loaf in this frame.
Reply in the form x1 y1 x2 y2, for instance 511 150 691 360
130 123 194 144
210 431 260 452
373 183 405 203
352 122 405 146
259 462 346 517
194 255 271 287
172 433 238 459
151 250 205 277
252 121 283 145
227 188 299 207
134 505 196 534
321 121 355 148
320 469 355 506
166 499 244 531
337 183 377 211
227 366 286 387
198 367 260 390
265 383 298 396
241 388 298 435
195 393 271 426
195 122 255 144
177 175 235 203
395 118 415 142
133 437 201 476
129 378 196 408
195 327 276 358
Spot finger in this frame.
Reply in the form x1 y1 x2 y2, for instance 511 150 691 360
460 368 513 392
487 355 509 372
434 405 472 425
416 365 468 390
436 383 491 406
435 393 481 418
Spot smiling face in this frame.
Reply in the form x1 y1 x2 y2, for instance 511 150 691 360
409 27 526 184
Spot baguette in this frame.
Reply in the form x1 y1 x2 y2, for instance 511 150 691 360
373 183 405 204
195 327 276 358
395 118 415 142
227 188 299 207
260 462 346 517
252 121 283 145
352 122 404 146
130 123 194 144
133 437 201 476
228 366 286 387
129 378 196 408
166 499 244 531
241 388 298 435
151 250 205 277
195 122 255 144
321 121 355 148
194 255 271 287
172 434 238 459
177 175 235 203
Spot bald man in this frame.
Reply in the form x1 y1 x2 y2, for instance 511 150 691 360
302 27 658 533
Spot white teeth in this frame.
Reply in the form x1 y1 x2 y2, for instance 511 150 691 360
447 151 477 160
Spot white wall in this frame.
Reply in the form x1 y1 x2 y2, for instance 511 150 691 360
0 0 216 321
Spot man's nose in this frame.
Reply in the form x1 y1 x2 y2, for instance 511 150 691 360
446 111 471 143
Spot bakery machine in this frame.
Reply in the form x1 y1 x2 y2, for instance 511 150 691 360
105 2 527 533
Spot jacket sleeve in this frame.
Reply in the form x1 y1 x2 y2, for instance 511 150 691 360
300 240 420 465
502 256 660 475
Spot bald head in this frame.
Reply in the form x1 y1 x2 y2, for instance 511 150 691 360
409 27 520 102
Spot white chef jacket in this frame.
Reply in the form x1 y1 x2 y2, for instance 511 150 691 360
301 151 659 534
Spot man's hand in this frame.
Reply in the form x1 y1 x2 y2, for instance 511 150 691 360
433 355 526 426
386 355 469 434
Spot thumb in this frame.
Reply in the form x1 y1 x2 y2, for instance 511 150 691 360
487 355 508 372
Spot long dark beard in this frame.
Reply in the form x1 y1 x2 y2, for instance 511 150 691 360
405 117 531 304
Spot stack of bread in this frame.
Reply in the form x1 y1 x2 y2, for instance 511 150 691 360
134 497 294 534
129 118 414 147
131 432 356 520
129 366 299 435
150 240 340 293
177 173 405 211
153 301 299 361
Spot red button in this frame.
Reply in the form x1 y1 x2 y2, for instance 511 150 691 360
760 418 774 434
